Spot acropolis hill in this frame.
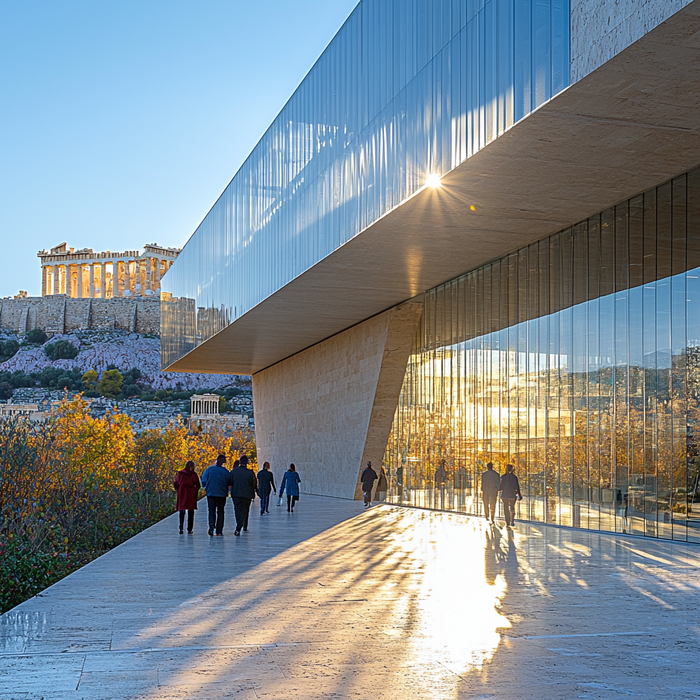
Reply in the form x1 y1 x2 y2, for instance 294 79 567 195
0 242 182 335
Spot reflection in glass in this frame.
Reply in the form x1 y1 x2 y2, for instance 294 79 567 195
161 0 571 368
385 169 700 543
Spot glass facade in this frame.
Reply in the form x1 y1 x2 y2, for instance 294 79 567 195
385 168 700 543
161 0 570 368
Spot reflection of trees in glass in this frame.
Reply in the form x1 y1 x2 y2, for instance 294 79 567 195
388 343 700 525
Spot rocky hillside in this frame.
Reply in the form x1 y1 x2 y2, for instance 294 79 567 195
0 330 253 421
0 329 239 391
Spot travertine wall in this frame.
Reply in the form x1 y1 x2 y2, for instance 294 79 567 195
0 296 161 335
571 0 695 82
252 300 422 500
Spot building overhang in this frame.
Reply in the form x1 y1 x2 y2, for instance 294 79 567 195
166 2 700 376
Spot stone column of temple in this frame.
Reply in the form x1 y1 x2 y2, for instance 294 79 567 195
54 265 60 295
124 260 131 297
41 266 47 296
89 263 95 298
144 258 151 295
153 258 162 294
76 263 83 298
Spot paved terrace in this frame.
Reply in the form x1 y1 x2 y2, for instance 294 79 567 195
2 496 699 699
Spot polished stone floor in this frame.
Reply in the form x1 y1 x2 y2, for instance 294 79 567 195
2 496 699 699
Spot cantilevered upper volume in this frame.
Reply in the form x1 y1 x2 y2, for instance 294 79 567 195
162 0 700 375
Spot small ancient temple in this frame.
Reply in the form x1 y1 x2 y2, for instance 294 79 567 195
37 243 180 298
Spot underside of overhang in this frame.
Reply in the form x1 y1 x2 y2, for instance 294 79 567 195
166 1 700 376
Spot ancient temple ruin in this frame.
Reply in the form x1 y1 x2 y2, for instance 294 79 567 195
38 243 180 298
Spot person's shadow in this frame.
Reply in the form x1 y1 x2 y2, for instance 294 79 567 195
484 524 518 586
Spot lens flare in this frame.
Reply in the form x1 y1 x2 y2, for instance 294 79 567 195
425 173 441 189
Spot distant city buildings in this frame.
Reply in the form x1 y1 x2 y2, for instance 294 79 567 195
38 242 179 299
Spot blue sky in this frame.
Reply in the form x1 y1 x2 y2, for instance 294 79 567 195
0 0 358 297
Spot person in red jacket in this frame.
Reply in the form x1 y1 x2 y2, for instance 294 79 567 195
174 461 201 534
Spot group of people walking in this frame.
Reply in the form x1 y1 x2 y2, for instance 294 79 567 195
173 456 302 536
480 462 523 528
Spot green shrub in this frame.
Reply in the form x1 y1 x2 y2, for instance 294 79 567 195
122 383 140 398
44 340 78 361
0 340 20 362
97 369 123 398
81 369 98 392
25 329 48 345
33 366 82 390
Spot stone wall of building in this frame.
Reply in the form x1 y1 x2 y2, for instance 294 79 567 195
0 296 161 335
252 300 422 500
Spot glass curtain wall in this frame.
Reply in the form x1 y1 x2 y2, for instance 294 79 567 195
162 0 570 368
386 168 700 543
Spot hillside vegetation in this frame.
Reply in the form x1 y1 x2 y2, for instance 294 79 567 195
0 395 256 612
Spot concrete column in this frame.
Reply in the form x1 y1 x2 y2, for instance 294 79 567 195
252 300 423 499
89 263 95 298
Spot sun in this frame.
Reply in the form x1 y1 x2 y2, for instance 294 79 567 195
425 173 442 189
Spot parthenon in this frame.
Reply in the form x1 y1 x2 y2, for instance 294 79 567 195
37 243 180 298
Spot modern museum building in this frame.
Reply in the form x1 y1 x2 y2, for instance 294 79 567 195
162 0 700 543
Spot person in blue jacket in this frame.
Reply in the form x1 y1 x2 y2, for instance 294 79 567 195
280 463 301 512
200 454 230 536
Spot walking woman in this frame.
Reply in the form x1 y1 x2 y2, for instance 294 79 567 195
280 463 301 512
174 460 201 534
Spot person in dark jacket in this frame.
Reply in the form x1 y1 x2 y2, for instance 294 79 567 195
434 460 448 509
376 467 388 502
200 455 230 536
174 460 200 534
361 461 378 507
480 462 500 524
499 464 523 528
230 457 257 536
257 461 276 515
280 464 301 512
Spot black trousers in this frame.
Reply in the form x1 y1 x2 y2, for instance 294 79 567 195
287 495 298 511
232 497 252 531
178 509 195 532
207 496 226 534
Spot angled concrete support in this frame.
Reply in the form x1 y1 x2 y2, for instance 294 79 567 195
252 300 422 499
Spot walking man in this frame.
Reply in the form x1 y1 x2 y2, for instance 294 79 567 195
499 464 523 528
230 455 257 536
434 460 448 509
201 455 230 536
480 462 500 524
361 461 378 507
257 461 276 515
